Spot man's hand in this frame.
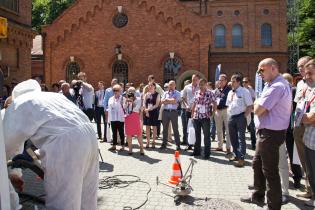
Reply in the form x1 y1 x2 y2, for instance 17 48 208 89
9 174 24 192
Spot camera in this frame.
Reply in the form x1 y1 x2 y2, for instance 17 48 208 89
73 81 82 94
127 92 134 99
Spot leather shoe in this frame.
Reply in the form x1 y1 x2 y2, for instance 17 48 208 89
282 195 289 205
215 147 223 151
305 199 315 207
234 160 245 167
248 184 254 190
229 157 239 162
240 195 264 206
159 145 167 150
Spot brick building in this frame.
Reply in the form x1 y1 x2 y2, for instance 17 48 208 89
43 0 288 88
0 0 34 89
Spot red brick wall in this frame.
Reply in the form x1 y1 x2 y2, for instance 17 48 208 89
43 0 288 88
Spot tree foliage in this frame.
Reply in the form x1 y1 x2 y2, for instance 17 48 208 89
32 0 75 31
297 0 315 57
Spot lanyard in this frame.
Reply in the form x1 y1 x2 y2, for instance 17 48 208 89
305 94 315 112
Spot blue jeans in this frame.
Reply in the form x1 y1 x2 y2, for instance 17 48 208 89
228 113 247 160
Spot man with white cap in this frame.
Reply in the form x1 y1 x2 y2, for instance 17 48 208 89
2 79 99 210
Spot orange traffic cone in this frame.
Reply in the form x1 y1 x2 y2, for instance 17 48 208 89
169 151 182 185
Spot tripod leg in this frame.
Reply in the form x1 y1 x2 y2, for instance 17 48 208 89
98 148 104 162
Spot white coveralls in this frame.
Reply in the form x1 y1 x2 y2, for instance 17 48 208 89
3 80 99 210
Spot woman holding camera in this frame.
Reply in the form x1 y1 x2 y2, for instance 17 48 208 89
124 87 145 155
143 83 160 148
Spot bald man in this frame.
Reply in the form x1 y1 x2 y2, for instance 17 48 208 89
241 58 292 210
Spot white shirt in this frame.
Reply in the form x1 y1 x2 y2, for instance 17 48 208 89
95 89 105 107
182 84 200 109
108 95 125 122
226 86 253 116
81 83 94 109
294 79 307 103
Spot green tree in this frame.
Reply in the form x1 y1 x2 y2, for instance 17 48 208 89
32 0 75 31
297 0 315 57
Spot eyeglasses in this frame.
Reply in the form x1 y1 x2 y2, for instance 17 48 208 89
113 89 120 92
257 68 266 74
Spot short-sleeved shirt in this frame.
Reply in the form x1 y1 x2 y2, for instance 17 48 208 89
303 88 315 150
254 75 292 130
226 87 253 116
294 79 307 103
163 90 181 110
182 84 200 109
193 90 216 119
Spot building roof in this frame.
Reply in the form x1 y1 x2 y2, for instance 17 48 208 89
31 35 43 55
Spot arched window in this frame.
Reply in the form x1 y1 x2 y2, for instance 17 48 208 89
163 57 182 83
66 62 80 82
261 23 272 46
232 24 243 48
112 60 128 84
214 25 226 48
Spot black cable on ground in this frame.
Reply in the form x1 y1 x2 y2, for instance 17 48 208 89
99 175 151 210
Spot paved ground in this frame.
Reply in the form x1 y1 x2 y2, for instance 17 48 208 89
20 121 313 210
96 122 313 210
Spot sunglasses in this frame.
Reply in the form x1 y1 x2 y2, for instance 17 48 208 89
257 68 266 74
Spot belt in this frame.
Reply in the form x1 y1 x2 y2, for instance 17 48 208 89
164 109 177 112
230 112 245 118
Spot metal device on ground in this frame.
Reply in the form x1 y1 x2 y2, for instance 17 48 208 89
156 158 197 204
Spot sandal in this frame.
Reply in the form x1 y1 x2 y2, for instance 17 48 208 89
145 144 150 148
151 142 156 148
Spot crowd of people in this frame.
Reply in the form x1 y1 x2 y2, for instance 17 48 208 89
2 56 315 210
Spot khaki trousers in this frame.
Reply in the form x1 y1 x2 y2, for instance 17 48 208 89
214 108 231 150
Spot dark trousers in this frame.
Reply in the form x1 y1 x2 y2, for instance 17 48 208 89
305 146 315 199
252 129 286 210
111 121 125 146
162 110 180 147
193 118 211 158
228 113 246 160
181 109 188 144
83 108 95 122
210 116 216 140
95 106 106 139
247 113 257 148
285 127 302 183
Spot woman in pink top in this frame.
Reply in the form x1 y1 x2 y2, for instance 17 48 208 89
124 87 144 155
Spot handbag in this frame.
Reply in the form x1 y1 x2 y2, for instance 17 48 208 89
106 123 112 143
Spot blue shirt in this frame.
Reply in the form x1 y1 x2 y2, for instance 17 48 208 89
163 90 181 110
103 87 114 111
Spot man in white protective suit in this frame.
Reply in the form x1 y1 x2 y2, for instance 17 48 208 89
2 79 99 210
